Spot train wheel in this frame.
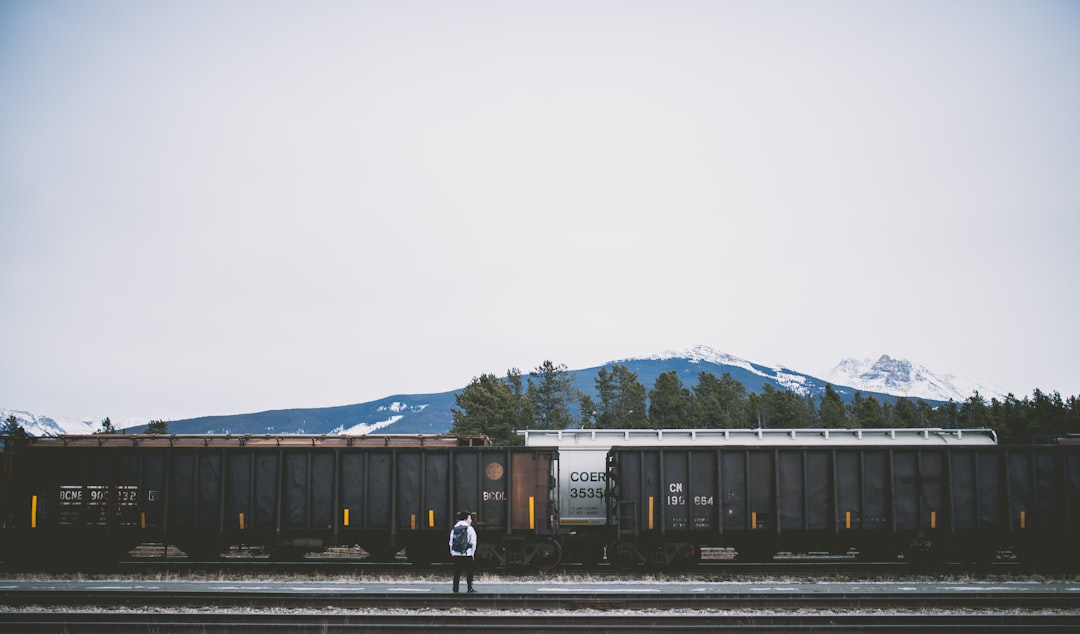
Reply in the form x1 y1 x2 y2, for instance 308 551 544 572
1014 541 1056 567
607 541 644 569
901 540 942 565
475 544 505 569
269 546 307 561
361 543 401 562
523 538 561 570
668 544 702 570
404 546 434 565
181 542 224 562
571 540 606 567
951 541 997 565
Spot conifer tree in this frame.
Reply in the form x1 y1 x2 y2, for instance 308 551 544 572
890 397 925 428
2 414 27 438
691 372 749 428
505 368 532 434
450 373 518 444
847 392 888 427
526 361 580 430
145 419 169 434
594 364 648 429
818 384 848 428
648 371 693 428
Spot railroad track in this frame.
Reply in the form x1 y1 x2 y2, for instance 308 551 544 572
3 587 1078 611
3 612 1079 633
2 585 1078 632
46 556 1056 578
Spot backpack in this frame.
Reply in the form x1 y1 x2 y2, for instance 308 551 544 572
451 524 470 553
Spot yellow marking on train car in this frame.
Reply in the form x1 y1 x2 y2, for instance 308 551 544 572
845 511 851 529
343 508 350 527
1020 511 1026 529
429 510 435 528
141 512 146 529
648 496 654 530
529 497 535 530
239 512 245 530
31 495 37 529
752 511 757 529
411 514 416 530
931 511 936 529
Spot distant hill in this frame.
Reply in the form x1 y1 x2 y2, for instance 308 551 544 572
161 393 458 436
5 346 995 437
132 346 974 436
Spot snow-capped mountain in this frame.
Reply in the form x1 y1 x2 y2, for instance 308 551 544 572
3 347 1000 436
0 408 97 436
824 354 1004 403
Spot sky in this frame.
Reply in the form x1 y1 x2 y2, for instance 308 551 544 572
2 0 1078 423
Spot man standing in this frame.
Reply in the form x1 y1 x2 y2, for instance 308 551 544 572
449 511 477 593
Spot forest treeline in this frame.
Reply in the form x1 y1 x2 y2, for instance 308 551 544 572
448 361 1080 446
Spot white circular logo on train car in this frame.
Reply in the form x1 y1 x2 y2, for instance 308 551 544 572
485 462 504 481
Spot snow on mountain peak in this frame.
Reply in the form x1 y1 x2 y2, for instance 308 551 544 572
824 354 1002 402
627 345 811 395
630 346 998 403
641 345 756 371
0 408 96 436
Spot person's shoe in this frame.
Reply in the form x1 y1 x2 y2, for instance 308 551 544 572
467 588 477 593
453 588 459 593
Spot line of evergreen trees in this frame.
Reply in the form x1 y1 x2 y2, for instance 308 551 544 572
449 361 1080 446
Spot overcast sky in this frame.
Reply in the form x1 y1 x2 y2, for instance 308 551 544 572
2 1 1078 422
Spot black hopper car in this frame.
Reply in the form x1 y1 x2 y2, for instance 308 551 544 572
606 441 1080 567
0 434 558 570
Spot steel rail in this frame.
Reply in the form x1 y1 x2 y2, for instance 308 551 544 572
1 588 1077 611
84 557 1051 578
2 611 1079 633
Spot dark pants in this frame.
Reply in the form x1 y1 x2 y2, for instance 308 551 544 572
452 555 474 591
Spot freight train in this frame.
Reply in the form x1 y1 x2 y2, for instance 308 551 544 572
0 434 560 570
1 429 1077 570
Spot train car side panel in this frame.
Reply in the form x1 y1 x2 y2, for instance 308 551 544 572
451 451 480 523
662 450 689 532
720 450 745 533
311 451 335 531
364 451 393 531
777 450 804 533
510 450 554 531
748 450 776 533
423 450 450 532
478 450 508 531
1068 450 1080 535
690 450 717 532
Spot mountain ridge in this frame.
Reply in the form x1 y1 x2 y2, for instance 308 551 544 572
3 346 998 437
